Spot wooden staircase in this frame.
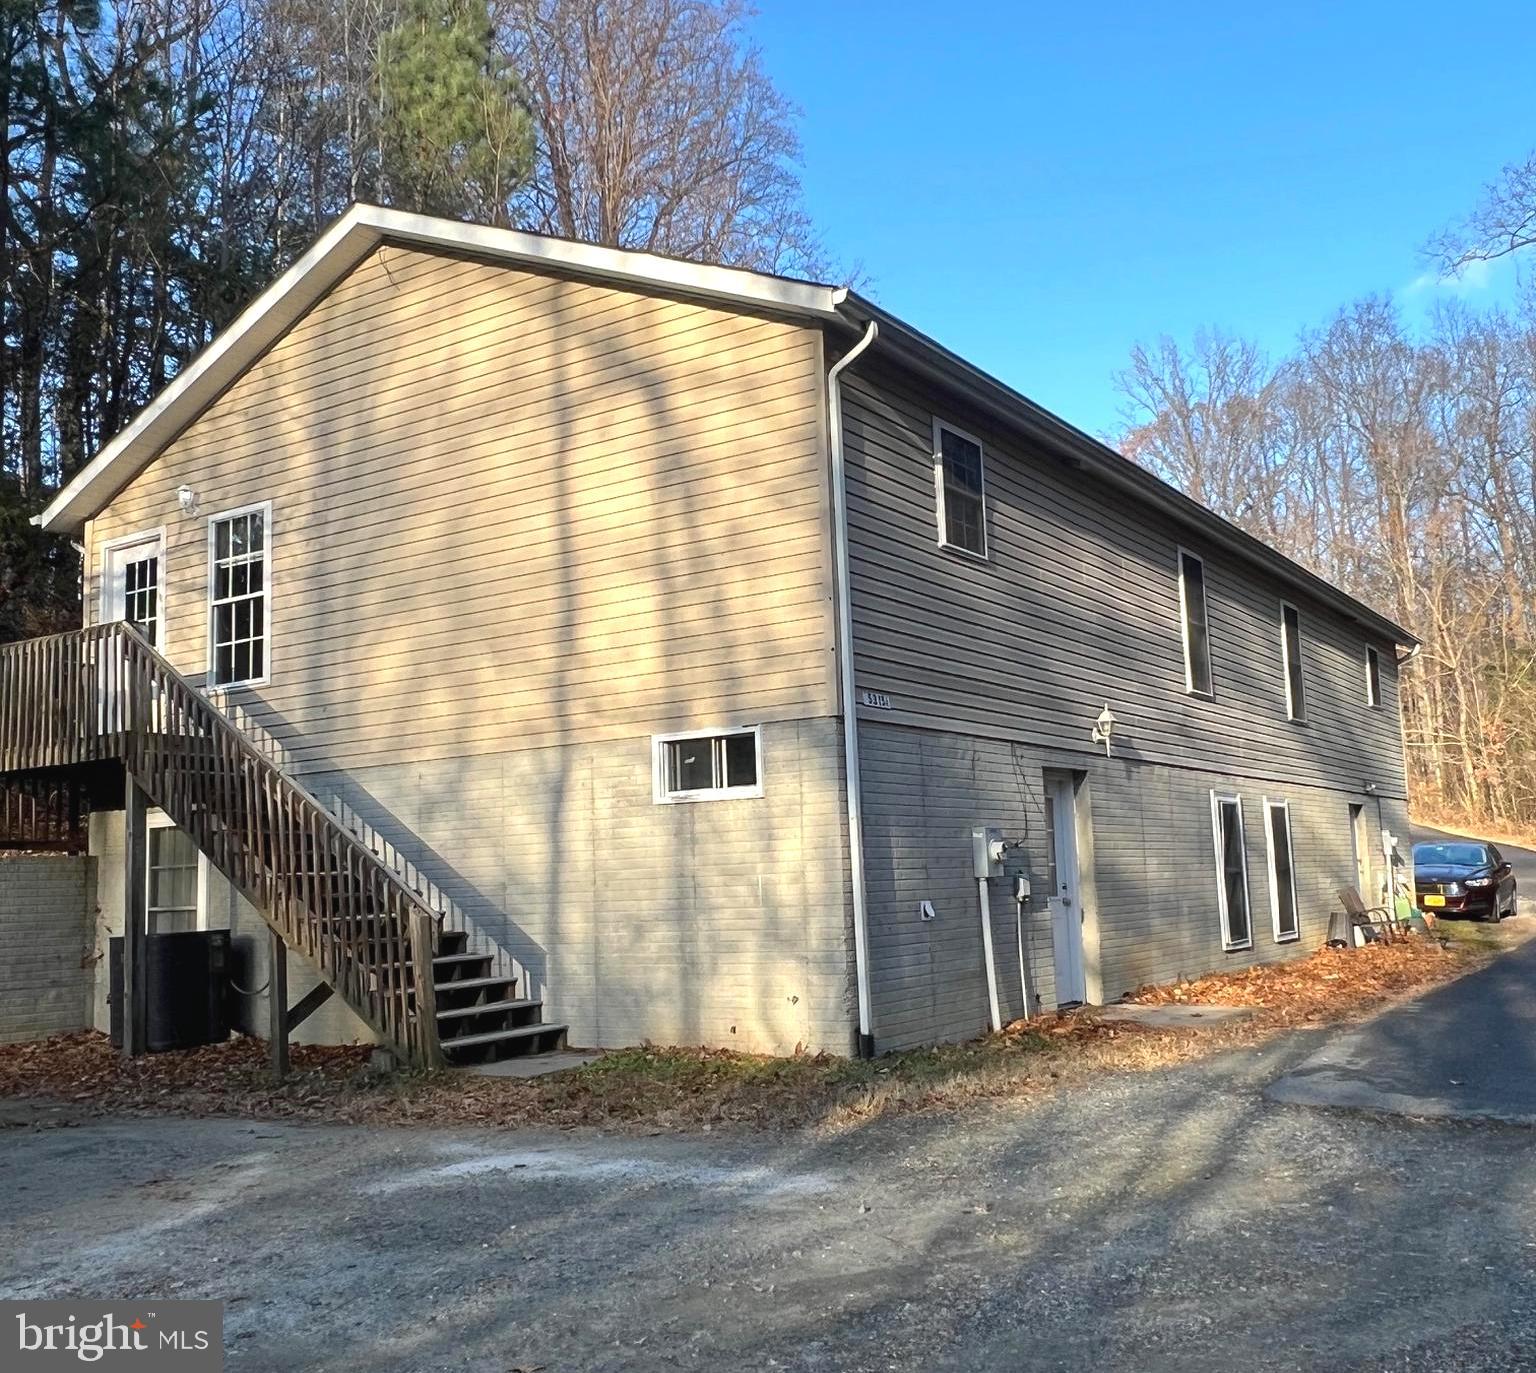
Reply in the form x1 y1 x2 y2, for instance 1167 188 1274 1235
0 623 567 1068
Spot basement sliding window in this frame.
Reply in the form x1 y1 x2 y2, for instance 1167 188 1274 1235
1178 549 1213 695
1281 602 1306 720
208 503 269 688
1210 791 1253 951
653 727 762 802
1366 645 1382 708
933 420 988 558
1264 799 1300 943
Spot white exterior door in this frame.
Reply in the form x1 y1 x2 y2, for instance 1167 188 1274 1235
102 534 163 646
1046 775 1087 1006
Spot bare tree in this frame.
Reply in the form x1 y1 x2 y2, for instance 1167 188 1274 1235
1429 151 1536 276
1116 293 1536 832
497 0 823 275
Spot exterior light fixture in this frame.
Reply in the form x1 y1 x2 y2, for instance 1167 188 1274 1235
177 484 199 515
1091 704 1118 758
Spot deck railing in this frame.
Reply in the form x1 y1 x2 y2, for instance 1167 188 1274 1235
0 624 441 1065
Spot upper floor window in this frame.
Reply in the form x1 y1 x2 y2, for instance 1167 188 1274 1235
208 503 269 687
1178 549 1213 696
1281 602 1305 720
653 727 762 802
1366 645 1382 708
933 420 987 558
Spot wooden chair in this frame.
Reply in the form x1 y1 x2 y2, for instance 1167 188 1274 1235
1333 885 1398 944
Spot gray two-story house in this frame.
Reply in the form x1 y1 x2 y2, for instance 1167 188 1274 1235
1 204 1414 1064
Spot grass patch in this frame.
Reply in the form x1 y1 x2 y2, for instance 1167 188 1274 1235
0 938 1496 1136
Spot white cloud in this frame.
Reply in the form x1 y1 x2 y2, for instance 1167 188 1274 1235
1403 256 1500 298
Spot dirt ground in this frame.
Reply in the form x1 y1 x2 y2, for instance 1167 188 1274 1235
0 937 1491 1134
6 935 1535 1370
6 1027 1536 1372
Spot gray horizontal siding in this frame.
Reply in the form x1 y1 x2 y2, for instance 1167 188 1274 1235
861 720 1409 1052
841 359 1406 798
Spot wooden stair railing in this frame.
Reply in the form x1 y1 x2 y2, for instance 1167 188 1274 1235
0 623 443 1066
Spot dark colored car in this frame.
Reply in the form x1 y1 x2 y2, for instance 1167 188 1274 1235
1412 841 1518 922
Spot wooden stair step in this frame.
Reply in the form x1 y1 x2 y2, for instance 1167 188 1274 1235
435 997 540 1022
438 1023 569 1053
432 975 516 994
431 952 491 968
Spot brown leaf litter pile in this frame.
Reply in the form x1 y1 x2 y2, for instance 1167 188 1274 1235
0 938 1481 1135
1123 938 1467 1028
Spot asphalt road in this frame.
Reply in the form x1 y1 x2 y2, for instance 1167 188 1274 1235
8 1017 1536 1371
1269 921 1536 1123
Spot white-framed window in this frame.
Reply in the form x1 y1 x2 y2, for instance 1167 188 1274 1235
1210 791 1253 951
652 726 763 803
933 419 988 559
1366 645 1381 708
145 811 206 934
100 529 166 647
1178 548 1213 696
1280 601 1305 721
208 501 270 688
1263 798 1300 943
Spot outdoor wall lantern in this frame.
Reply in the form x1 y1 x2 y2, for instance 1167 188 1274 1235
1091 704 1118 758
177 484 199 516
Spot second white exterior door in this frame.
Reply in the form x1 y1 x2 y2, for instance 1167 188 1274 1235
1045 774 1087 1006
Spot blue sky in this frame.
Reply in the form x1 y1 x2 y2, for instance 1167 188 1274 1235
752 1 1536 439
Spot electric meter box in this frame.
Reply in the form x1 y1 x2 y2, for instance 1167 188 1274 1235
971 826 1005 880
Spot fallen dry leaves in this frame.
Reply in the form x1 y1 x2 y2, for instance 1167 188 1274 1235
0 938 1483 1135
1122 939 1467 1028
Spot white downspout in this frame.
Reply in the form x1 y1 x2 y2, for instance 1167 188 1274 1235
827 319 879 1058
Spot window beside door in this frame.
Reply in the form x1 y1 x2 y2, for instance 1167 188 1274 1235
1264 799 1300 943
1210 791 1253 950
208 502 270 687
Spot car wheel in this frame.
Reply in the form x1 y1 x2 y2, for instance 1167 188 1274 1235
1485 903 1503 923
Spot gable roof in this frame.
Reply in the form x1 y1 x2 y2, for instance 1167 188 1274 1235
36 203 1414 647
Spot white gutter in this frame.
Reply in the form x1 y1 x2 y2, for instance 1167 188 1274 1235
826 319 879 1057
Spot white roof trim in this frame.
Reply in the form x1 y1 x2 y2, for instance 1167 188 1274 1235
36 203 847 533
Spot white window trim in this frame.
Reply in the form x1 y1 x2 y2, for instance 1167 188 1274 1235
1365 645 1381 708
98 527 166 643
1280 600 1306 722
206 499 273 691
1177 546 1213 697
1263 798 1301 944
652 725 764 803
1210 790 1254 952
932 417 989 561
145 809 210 932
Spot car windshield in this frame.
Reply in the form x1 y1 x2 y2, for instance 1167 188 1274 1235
1413 842 1490 867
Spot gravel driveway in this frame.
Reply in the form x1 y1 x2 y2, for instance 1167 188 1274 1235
6 1019 1536 1372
